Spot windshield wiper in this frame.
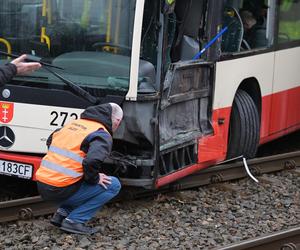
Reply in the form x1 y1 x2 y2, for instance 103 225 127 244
0 51 100 104
44 66 99 104
0 51 63 70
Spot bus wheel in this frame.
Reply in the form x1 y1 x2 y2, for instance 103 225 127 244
227 89 260 159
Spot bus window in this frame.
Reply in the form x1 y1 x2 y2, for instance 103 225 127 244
140 1 159 67
278 0 300 43
222 0 271 52
222 5 243 52
170 0 205 62
0 0 137 94
57 0 137 52
0 1 41 53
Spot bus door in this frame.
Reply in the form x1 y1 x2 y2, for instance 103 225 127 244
157 0 214 177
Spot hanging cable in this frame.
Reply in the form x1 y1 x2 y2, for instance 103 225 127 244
243 157 259 183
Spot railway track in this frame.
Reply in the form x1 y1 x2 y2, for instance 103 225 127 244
0 150 299 223
217 227 300 250
0 196 56 223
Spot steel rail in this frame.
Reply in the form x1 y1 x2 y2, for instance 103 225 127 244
216 227 300 250
0 150 299 223
0 196 56 223
169 150 300 191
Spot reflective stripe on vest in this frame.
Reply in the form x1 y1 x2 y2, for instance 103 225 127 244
41 160 83 178
48 145 84 164
36 119 110 187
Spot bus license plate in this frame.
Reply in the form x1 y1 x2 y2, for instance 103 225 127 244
0 159 33 179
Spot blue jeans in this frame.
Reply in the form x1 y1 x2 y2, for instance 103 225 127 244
57 176 121 223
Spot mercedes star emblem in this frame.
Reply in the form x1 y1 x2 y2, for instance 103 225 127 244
2 89 11 99
0 126 15 149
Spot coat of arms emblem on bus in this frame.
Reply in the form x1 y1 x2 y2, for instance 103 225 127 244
0 102 14 124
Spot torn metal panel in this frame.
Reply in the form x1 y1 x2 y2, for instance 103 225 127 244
160 61 214 148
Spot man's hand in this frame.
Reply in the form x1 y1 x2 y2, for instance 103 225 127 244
11 54 41 75
98 173 112 189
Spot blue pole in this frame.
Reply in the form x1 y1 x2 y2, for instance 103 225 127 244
192 26 228 60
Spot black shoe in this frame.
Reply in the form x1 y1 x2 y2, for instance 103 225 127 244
50 212 66 227
60 219 100 235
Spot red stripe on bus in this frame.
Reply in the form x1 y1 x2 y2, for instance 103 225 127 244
0 86 299 187
155 162 211 188
156 85 300 188
261 85 300 143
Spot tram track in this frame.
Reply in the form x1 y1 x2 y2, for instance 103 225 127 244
216 226 300 250
170 150 300 191
0 196 56 223
0 150 299 224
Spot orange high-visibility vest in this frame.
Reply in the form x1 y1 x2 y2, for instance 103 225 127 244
36 119 110 187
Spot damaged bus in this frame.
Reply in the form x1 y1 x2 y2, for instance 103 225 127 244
0 0 299 189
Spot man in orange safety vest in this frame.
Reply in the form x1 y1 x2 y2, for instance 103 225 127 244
36 102 123 235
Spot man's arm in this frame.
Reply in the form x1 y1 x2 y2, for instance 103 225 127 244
0 63 17 87
82 130 113 184
0 55 41 86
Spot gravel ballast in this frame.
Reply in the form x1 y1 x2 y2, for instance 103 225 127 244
0 169 299 250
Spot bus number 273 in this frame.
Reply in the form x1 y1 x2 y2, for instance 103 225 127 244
50 111 78 127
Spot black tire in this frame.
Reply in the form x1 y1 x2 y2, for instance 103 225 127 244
227 89 260 159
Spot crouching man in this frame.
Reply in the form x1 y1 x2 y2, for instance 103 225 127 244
36 103 123 235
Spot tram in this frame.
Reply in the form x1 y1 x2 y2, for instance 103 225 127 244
0 0 299 189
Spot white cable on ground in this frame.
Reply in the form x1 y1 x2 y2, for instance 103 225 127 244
243 157 259 183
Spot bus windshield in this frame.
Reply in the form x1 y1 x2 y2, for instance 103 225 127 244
0 0 137 92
